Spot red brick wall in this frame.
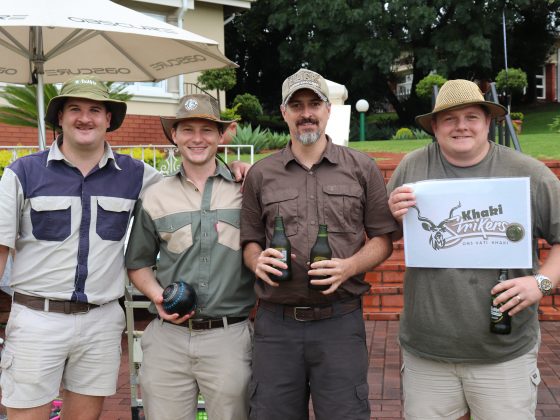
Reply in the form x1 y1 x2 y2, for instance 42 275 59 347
546 63 557 103
0 115 170 147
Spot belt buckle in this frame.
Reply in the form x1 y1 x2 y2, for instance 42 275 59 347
293 306 312 322
188 318 205 331
72 303 91 315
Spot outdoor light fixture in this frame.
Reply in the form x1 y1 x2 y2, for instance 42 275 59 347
355 99 369 142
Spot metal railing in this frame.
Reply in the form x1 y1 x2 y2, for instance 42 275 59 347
0 144 254 175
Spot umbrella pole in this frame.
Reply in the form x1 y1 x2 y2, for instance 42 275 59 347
37 72 46 150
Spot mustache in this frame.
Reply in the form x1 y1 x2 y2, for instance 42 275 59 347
296 118 318 126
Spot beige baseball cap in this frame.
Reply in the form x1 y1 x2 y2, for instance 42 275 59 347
281 69 329 106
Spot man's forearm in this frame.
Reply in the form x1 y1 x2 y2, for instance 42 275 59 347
127 267 162 302
343 234 393 278
0 245 9 279
243 242 264 273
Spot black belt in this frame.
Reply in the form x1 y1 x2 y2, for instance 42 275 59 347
259 299 361 322
161 316 247 330
13 292 99 314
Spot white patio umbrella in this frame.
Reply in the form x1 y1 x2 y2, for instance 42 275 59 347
0 0 236 149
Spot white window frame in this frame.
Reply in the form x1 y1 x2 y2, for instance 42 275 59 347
536 65 545 100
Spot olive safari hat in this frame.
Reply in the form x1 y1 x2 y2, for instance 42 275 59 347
415 79 507 135
45 76 127 132
281 69 330 106
160 94 234 144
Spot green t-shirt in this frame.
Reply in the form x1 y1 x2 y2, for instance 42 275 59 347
387 141 560 363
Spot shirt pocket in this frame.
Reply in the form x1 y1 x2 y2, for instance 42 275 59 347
262 188 298 237
96 196 135 241
155 213 193 255
29 196 72 241
322 184 363 233
217 209 241 251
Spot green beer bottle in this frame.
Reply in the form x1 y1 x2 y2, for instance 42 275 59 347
490 269 512 334
309 224 332 291
269 215 291 282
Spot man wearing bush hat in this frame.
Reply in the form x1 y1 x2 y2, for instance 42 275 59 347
388 79 560 419
0 75 164 419
241 69 398 419
126 93 255 420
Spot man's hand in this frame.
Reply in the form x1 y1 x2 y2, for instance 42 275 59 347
252 248 296 287
388 185 416 223
491 275 543 316
230 160 252 183
308 257 354 294
153 292 195 324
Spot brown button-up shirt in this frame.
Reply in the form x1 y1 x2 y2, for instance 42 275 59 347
241 138 398 305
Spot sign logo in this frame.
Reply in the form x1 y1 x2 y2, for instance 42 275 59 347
412 202 522 250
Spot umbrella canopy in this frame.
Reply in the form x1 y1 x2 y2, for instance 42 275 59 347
0 0 236 148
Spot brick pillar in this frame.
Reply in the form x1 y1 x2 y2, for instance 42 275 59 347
546 63 557 102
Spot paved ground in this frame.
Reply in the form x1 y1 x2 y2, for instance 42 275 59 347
99 319 560 420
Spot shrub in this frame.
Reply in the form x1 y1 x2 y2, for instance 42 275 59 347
366 112 398 125
549 116 560 133
265 131 290 150
233 94 263 123
116 147 167 170
495 68 528 95
412 129 431 140
220 103 242 121
391 127 415 140
416 74 448 99
510 111 524 121
230 124 270 153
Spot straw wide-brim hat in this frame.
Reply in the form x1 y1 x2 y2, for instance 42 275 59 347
160 94 234 144
45 76 127 132
415 79 507 135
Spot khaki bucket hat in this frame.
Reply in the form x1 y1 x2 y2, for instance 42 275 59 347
160 94 234 144
281 69 329 106
415 79 507 135
45 76 127 132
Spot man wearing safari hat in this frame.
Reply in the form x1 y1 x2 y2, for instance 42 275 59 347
241 69 398 419
0 75 164 419
125 93 255 420
388 79 560 419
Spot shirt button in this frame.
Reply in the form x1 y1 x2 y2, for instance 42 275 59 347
203 232 208 237
195 188 199 192
308 171 314 175
310 195 314 199
310 221 316 225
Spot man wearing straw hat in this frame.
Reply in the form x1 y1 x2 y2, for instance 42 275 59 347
241 69 398 419
387 79 560 419
125 93 255 420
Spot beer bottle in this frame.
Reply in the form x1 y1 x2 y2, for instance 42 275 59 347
269 215 291 282
308 224 332 291
490 269 511 334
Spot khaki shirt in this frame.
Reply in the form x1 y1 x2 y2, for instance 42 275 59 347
241 138 398 305
126 162 255 318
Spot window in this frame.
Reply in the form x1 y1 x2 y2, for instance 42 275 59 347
535 66 545 100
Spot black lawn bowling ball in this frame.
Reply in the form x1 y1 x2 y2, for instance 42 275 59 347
162 281 197 316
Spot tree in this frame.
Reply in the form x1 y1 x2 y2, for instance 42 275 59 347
0 82 133 130
227 0 560 123
197 68 236 108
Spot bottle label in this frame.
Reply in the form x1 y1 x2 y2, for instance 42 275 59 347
313 256 328 263
274 248 287 263
490 305 504 323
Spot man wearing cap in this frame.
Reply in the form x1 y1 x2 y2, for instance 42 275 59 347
388 79 560 419
0 76 163 419
125 93 255 420
241 69 398 419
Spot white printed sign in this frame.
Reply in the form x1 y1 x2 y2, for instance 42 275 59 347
403 177 532 268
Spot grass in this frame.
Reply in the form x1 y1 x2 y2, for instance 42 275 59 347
230 103 560 162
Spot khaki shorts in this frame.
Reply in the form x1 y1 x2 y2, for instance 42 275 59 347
402 341 540 420
1 300 124 408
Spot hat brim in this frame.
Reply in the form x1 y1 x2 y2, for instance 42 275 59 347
45 94 127 132
415 101 507 135
282 87 328 106
160 116 235 144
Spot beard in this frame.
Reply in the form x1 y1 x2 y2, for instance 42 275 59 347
297 130 321 145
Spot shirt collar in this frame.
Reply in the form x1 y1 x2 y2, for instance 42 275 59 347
176 158 235 182
46 135 121 170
